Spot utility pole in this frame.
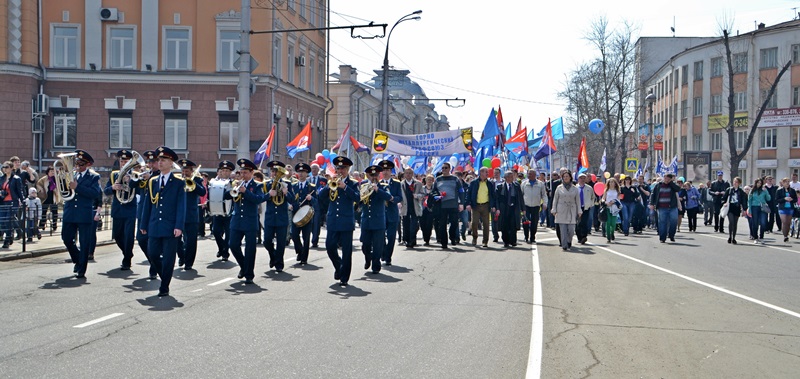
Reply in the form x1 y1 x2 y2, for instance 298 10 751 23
236 0 252 160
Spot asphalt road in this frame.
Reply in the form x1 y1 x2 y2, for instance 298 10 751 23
1 217 800 378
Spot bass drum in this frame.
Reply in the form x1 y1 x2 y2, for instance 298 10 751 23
292 205 315 227
207 178 233 216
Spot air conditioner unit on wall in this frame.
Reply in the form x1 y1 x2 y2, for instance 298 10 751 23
295 56 306 67
34 93 48 115
100 8 119 21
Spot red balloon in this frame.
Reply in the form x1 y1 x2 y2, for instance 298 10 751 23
513 164 519 171
593 182 606 197
316 156 325 165
590 174 597 182
491 158 501 169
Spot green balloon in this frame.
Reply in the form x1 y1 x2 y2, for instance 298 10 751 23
482 158 492 168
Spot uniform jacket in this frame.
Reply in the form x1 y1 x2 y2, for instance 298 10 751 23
225 179 265 232
62 170 102 224
141 173 187 237
262 179 296 227
360 182 393 230
319 177 359 232
399 178 424 217
132 170 158 227
496 181 524 228
382 178 403 223
467 178 496 209
292 180 318 217
183 176 207 224
552 183 581 225
104 170 139 219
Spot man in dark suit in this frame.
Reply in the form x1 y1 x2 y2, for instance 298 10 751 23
308 163 327 248
176 159 206 271
60 150 102 277
496 170 523 247
466 167 496 247
400 167 423 249
291 163 316 265
226 159 265 284
104 150 139 270
262 161 295 273
379 160 403 265
130 150 159 278
1 161 25 248
318 157 360 286
360 165 393 273
140 146 186 297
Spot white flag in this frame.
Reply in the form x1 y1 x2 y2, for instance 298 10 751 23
599 148 607 172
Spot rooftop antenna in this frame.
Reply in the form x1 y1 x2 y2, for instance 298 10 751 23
671 16 675 37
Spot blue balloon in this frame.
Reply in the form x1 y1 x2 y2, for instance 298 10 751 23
321 149 330 159
588 118 605 134
329 152 338 162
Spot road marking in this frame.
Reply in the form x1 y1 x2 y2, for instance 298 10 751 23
191 289 203 292
73 313 125 328
535 238 559 243
699 233 800 254
526 242 544 379
208 278 234 286
589 242 800 319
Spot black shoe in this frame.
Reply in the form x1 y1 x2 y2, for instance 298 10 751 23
178 259 184 267
269 259 275 268
75 274 86 279
482 243 488 248
424 242 430 246
275 268 283 273
785 237 790 243
339 281 348 287
237 270 244 279
157 291 169 297
385 261 392 266
73 264 78 273
221 256 229 262
120 266 131 271
244 279 254 284
719 229 725 234
493 238 498 243
461 231 466 241
660 240 666 243
26 238 33 242
727 238 732 244
312 243 318 248
732 239 737 244
669 237 675 242
1 242 8 249
184 266 194 271
334 272 341 281
88 255 94 261
216 252 222 258
149 275 158 280
364 260 371 270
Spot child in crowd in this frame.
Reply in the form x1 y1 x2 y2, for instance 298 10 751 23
24 188 42 242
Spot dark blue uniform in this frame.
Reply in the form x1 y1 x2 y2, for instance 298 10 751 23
319 178 359 284
360 182 393 273
105 171 138 268
132 170 159 277
177 176 206 270
226 179 265 281
291 180 316 264
141 173 187 295
262 179 295 272
62 169 102 277
382 178 402 264
309 175 327 246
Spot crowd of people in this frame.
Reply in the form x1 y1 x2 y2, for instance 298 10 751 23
3 148 800 296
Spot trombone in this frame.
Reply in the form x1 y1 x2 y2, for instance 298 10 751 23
182 165 202 192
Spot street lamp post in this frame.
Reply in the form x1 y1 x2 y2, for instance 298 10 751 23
381 10 422 135
645 90 656 174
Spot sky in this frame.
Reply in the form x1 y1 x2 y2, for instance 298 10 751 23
328 0 799 135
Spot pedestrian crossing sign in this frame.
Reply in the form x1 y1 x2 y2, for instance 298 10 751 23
625 158 638 172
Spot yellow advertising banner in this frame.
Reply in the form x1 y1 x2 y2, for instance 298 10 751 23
708 112 748 130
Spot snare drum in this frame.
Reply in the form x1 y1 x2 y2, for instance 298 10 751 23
207 178 233 216
292 205 315 227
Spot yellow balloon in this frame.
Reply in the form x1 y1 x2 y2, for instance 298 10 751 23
603 172 611 179
620 174 626 180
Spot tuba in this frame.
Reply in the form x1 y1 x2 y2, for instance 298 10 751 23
270 166 288 205
115 150 144 204
54 152 77 203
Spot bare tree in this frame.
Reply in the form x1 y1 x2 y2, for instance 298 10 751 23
720 29 791 180
559 17 641 174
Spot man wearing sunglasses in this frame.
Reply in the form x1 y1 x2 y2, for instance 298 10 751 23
62 150 102 279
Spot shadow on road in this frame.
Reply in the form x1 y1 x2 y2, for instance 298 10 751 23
173 269 206 281
225 281 266 295
40 276 89 289
358 272 402 283
566 247 596 255
384 265 413 274
98 268 140 280
206 260 238 270
136 295 185 311
292 262 323 271
327 283 371 298
264 270 299 282
122 277 160 292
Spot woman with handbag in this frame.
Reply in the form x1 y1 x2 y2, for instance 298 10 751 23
776 178 798 243
746 178 771 244
723 177 747 244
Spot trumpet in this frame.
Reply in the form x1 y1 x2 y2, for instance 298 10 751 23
183 165 202 192
54 152 77 203
328 175 342 202
115 150 144 204
230 180 243 201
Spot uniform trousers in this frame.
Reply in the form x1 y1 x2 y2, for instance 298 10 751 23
136 228 157 277
327 230 354 283
62 221 92 276
264 224 288 271
113 217 136 268
361 228 385 273
292 222 312 263
229 229 257 280
148 236 179 293
212 216 231 259
177 222 198 268
383 222 398 263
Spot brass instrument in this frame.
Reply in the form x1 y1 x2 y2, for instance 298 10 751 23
115 150 144 204
360 179 377 204
270 166 288 205
183 165 202 192
328 175 341 202
230 180 243 202
54 152 77 203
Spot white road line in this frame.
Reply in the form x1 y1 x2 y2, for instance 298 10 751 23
699 232 800 254
208 278 234 286
535 237 559 243
589 243 800 319
73 313 125 328
191 289 203 292
526 242 544 379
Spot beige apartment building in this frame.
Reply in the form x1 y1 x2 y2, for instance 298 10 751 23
1 0 327 172
637 19 800 184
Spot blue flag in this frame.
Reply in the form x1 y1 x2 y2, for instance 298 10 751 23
477 108 500 149
536 117 564 140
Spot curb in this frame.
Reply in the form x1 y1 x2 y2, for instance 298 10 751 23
0 240 116 262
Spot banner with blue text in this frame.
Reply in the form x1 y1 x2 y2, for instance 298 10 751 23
371 128 474 157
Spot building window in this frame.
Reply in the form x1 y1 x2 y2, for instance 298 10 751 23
53 113 77 148
218 30 240 71
793 44 800 65
792 127 800 148
735 130 747 150
681 65 689 85
761 89 777 109
693 97 702 116
680 99 688 119
317 0 325 28
693 134 702 150
109 116 132 149
735 92 747 111
308 0 316 26
299 51 306 89
792 86 799 107
733 53 748 73
165 116 188 150
287 44 295 84
693 60 704 80
760 47 778 69
711 132 722 151
308 55 315 93
680 136 687 152
760 169 776 179
51 25 80 68
107 27 136 69
711 57 723 77
273 36 282 80
219 116 239 151
287 0 295 11
318 59 325 96
299 0 307 19
711 94 722 114
760 128 777 149
163 28 191 70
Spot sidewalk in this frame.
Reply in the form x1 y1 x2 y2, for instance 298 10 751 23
0 228 115 262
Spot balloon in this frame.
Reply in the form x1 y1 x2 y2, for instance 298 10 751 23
590 174 597 182
588 119 605 134
593 182 606 197
620 174 626 180
491 158 501 169
603 172 611 179
316 156 325 165
482 158 492 168
513 164 519 171
315 152 323 159
321 149 330 159
449 156 458 167
329 152 338 162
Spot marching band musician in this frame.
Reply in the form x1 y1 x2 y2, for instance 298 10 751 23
131 150 159 278
225 159 265 284
140 146 186 297
360 165 393 274
318 156 359 286
308 163 327 248
400 167 424 249
61 150 102 279
176 159 206 271
379 160 403 266
291 163 316 265
262 161 295 273
213 160 235 261
104 149 138 270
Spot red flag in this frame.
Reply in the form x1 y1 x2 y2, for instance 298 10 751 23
349 136 370 153
496 106 505 146
331 123 350 151
516 117 523 133
286 121 312 158
576 137 589 173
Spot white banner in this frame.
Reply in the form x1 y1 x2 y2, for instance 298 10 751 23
371 128 474 157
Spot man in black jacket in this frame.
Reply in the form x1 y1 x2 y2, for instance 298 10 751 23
764 176 780 233
709 171 730 233
496 170 523 247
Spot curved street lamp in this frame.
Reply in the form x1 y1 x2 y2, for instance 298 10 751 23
381 10 422 135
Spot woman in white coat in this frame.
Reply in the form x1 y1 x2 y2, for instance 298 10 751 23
551 171 582 251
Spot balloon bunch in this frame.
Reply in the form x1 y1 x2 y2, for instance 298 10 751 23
314 149 338 169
